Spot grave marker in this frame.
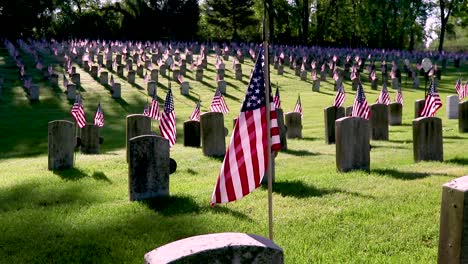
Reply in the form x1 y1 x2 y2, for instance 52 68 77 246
80 124 100 154
459 101 468 133
413 117 443 162
126 114 152 162
335 117 370 172
48 120 75 170
369 103 389 140
285 112 302 139
112 83 121 98
183 120 201 147
447 95 459 119
388 102 402 125
324 106 345 144
200 112 226 157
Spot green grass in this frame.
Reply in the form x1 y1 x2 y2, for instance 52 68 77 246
0 44 468 263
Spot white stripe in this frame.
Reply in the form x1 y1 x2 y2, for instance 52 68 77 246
253 109 265 187
231 113 248 200
241 111 256 193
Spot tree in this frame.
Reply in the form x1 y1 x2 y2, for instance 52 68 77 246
203 0 258 41
438 0 467 52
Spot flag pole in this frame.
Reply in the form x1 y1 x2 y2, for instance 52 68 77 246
263 2 274 241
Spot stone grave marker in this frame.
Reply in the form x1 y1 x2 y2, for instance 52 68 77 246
335 116 370 172
183 120 200 147
235 65 243 81
217 80 227 94
300 70 307 81
447 95 459 119
313 80 320 92
128 135 169 201
49 74 59 86
150 69 159 82
196 68 203 81
324 106 345 144
137 65 144 77
285 112 302 139
126 114 152 162
128 70 136 84
320 70 326 81
147 81 157 96
413 117 443 162
91 65 98 78
66 84 76 100
369 103 389 140
414 99 425 118
117 65 124 76
459 101 468 133
100 71 108 85
112 83 121 98
144 232 284 264
388 102 402 125
160 64 167 76
200 112 226 157
172 69 180 82
126 59 133 71
346 106 353 116
48 120 75 170
71 73 80 85
29 84 40 101
276 108 287 150
80 124 100 154
180 82 190 95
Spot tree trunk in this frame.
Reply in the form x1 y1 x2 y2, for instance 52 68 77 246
302 0 309 44
438 19 446 52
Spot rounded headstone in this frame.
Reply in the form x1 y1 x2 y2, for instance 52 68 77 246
447 95 459 119
112 83 121 98
345 106 353 116
183 120 200 147
388 102 402 125
459 101 468 133
71 73 80 85
126 114 152 162
100 71 108 85
285 112 302 139
128 70 136 84
413 117 443 162
415 99 425 118
369 103 389 140
324 106 345 144
48 120 75 170
335 116 370 172
200 112 226 157
80 124 100 154
147 81 157 96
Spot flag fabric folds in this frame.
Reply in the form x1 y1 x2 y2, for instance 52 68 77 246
147 95 161 120
455 78 465 100
94 103 104 127
352 82 370 119
273 85 281 109
189 101 201 121
159 89 176 147
395 87 404 105
211 46 281 205
71 94 87 128
210 89 229 113
333 83 345 108
377 83 391 105
294 95 303 117
420 81 443 117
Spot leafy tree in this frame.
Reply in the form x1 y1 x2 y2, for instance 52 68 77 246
438 0 467 51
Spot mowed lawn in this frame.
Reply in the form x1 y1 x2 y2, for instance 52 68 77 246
0 44 467 263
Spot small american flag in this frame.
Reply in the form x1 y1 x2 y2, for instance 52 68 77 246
294 95 303 117
159 89 176 147
455 78 465 100
420 81 443 117
189 100 201 121
273 85 281 109
352 82 370 119
333 83 345 108
211 46 281 205
93 103 104 127
395 87 404 105
377 83 391 105
148 94 161 120
71 94 87 128
210 89 229 113
177 73 184 84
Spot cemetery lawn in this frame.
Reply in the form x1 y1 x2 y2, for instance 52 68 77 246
1 46 468 263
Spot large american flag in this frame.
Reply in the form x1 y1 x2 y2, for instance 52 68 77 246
211 46 281 205
377 83 391 105
210 88 229 113
71 94 87 128
352 82 370 119
294 95 303 117
420 81 443 117
333 83 345 107
159 89 176 147
273 85 281 109
455 78 465 100
93 103 104 127
148 95 161 120
189 100 201 121
395 87 404 105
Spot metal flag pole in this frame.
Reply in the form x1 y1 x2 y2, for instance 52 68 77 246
263 1 274 241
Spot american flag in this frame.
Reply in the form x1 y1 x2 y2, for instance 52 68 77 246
333 83 345 107
211 46 281 205
455 78 465 100
159 89 176 147
395 86 404 105
93 103 104 127
352 82 370 119
189 100 201 121
71 94 87 128
294 95 303 117
210 88 229 113
420 81 443 117
377 83 391 105
177 73 184 84
465 81 468 99
148 94 161 120
273 85 281 109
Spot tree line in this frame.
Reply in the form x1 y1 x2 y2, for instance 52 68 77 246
0 0 466 51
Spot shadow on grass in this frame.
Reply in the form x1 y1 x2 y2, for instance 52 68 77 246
372 168 449 180
53 168 89 181
301 136 318 141
91 171 112 183
445 157 468 166
186 168 198 175
141 195 200 216
282 149 318 156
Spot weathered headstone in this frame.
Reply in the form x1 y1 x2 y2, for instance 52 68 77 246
128 70 136 84
459 101 468 133
413 74 420 88
150 69 159 82
49 74 59 86
388 102 402 125
112 83 121 98
183 120 200 147
300 71 307 81
160 64 167 76
116 54 123 65
100 71 108 85
200 112 226 157
91 66 99 78
438 175 468 264
369 103 389 140
172 69 180 82
352 79 358 91
346 106 353 116
128 135 170 201
217 80 227 94
277 65 284 75
413 117 443 162
137 65 144 77
83 61 89 71
71 73 80 85
335 117 370 172
324 106 345 144
147 81 157 96
196 68 203 81
391 78 399 90
276 108 287 150
144 232 284 264
180 82 190 95
320 71 326 81
415 99 425 118
97 54 103 65
126 114 152 162
447 95 459 119
29 84 40 100
285 112 302 139
48 120 75 170
66 84 76 100
334 78 343 91
117 65 124 76
312 80 320 92
80 124 100 154
126 59 133 71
